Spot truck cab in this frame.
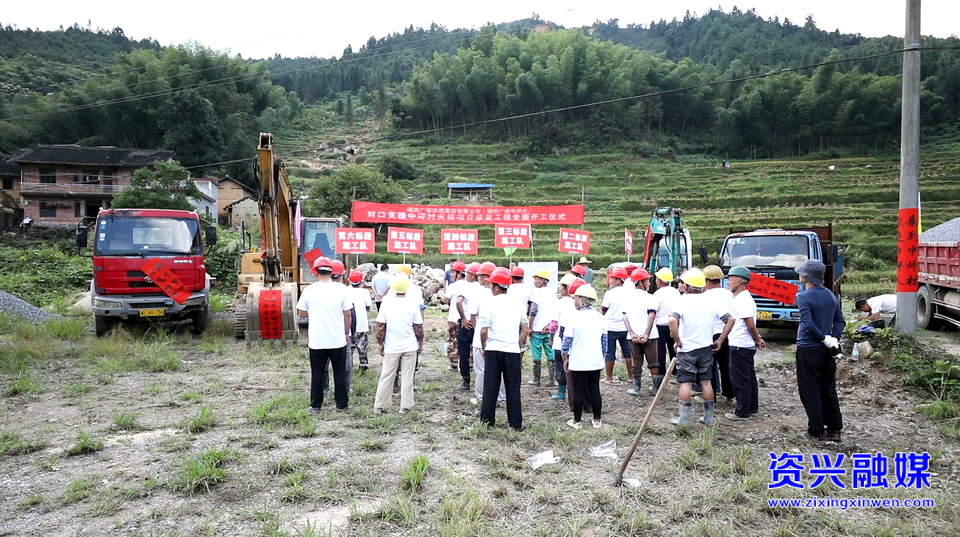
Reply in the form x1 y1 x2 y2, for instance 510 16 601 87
79 208 214 336
719 226 843 324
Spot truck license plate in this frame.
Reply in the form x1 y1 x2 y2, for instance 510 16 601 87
757 311 773 321
139 309 165 317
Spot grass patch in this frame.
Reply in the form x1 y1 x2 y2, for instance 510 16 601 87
111 409 141 431
0 430 47 456
183 406 217 434
65 430 104 456
4 374 41 397
170 448 230 493
60 476 99 505
249 394 316 437
399 454 429 492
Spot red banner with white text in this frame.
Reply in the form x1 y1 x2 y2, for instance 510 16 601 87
440 229 479 255
495 223 531 248
352 201 584 225
335 227 375 254
387 227 424 254
558 228 591 255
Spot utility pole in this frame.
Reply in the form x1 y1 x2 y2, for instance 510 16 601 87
897 0 921 336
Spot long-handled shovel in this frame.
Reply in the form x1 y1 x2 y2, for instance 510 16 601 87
613 356 677 486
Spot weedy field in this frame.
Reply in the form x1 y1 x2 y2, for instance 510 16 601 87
1 308 959 537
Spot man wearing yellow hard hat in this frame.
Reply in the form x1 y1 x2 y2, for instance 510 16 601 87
650 267 680 395
527 269 556 387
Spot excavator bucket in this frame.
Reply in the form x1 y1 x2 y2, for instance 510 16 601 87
238 282 299 344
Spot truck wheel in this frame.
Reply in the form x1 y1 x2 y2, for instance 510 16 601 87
94 315 114 337
917 285 940 330
193 306 209 335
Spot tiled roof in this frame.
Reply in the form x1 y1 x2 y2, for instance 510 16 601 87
0 151 26 176
13 145 175 167
224 196 255 210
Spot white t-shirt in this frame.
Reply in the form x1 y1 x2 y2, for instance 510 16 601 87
371 271 391 298
444 279 468 322
672 291 720 350
348 285 373 333
623 290 658 340
470 286 493 347
867 294 897 314
296 280 352 350
480 293 527 353
727 290 758 348
551 296 576 351
602 285 629 332
375 294 423 354
529 287 557 332
653 285 681 326
565 308 606 371
706 287 734 334
507 283 533 315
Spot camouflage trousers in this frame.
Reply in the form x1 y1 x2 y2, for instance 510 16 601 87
351 332 369 366
447 322 459 365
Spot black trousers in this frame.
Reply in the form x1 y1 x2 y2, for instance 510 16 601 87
309 346 349 410
570 369 603 422
795 345 843 436
480 350 523 429
656 324 676 374
553 350 566 386
712 333 734 398
729 345 759 418
457 325 475 378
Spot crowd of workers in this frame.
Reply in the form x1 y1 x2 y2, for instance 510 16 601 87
295 255 846 442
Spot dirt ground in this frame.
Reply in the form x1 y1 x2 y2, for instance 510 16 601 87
1 311 959 536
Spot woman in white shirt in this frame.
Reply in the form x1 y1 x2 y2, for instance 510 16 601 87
561 284 608 429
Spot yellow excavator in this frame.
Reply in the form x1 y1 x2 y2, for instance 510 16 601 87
234 133 300 342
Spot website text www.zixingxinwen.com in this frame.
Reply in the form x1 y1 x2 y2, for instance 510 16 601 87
767 497 935 510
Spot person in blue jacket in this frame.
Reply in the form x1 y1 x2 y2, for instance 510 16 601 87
794 259 846 443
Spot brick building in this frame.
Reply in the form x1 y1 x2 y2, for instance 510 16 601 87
217 177 255 226
0 151 24 227
13 145 174 226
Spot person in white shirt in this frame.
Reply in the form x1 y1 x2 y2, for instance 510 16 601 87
703 265 735 402
855 294 897 325
652 267 681 394
442 261 468 371
374 273 423 414
480 268 528 430
455 262 481 390
623 268 659 397
296 257 353 413
506 266 533 379
601 266 633 384
561 283 607 429
712 266 766 421
668 268 721 427
527 269 556 387
549 274 578 401
468 262 506 405
347 269 373 371
371 264 391 312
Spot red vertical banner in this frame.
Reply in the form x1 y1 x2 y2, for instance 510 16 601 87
625 228 634 255
897 208 920 292
335 227 375 254
558 228 591 255
440 229 478 255
495 223 531 248
303 248 322 268
387 227 424 254
259 289 283 339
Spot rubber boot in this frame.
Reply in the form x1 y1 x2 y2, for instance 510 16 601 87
670 400 692 426
626 377 643 396
545 359 556 386
527 360 541 386
551 384 566 400
699 399 716 427
649 375 664 396
458 376 470 391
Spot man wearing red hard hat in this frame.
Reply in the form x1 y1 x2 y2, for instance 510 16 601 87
346 269 372 372
442 260 468 371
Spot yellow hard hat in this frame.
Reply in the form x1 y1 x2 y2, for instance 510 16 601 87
395 264 412 275
534 269 551 280
655 267 674 282
703 265 724 280
573 285 598 300
680 267 706 289
390 273 410 293
559 273 578 287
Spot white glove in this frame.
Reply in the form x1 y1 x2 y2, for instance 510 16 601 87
822 335 839 349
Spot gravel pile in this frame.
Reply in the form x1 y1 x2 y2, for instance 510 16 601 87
919 217 960 243
0 289 59 323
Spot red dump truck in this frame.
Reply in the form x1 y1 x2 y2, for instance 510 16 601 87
917 217 960 329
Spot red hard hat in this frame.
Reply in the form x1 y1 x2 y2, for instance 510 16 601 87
510 267 524 277
625 264 637 274
331 260 345 276
631 268 651 282
568 278 587 296
348 269 363 284
452 260 466 272
477 261 496 276
489 267 512 287
571 265 586 276
466 262 481 274
610 267 629 280
312 256 333 271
